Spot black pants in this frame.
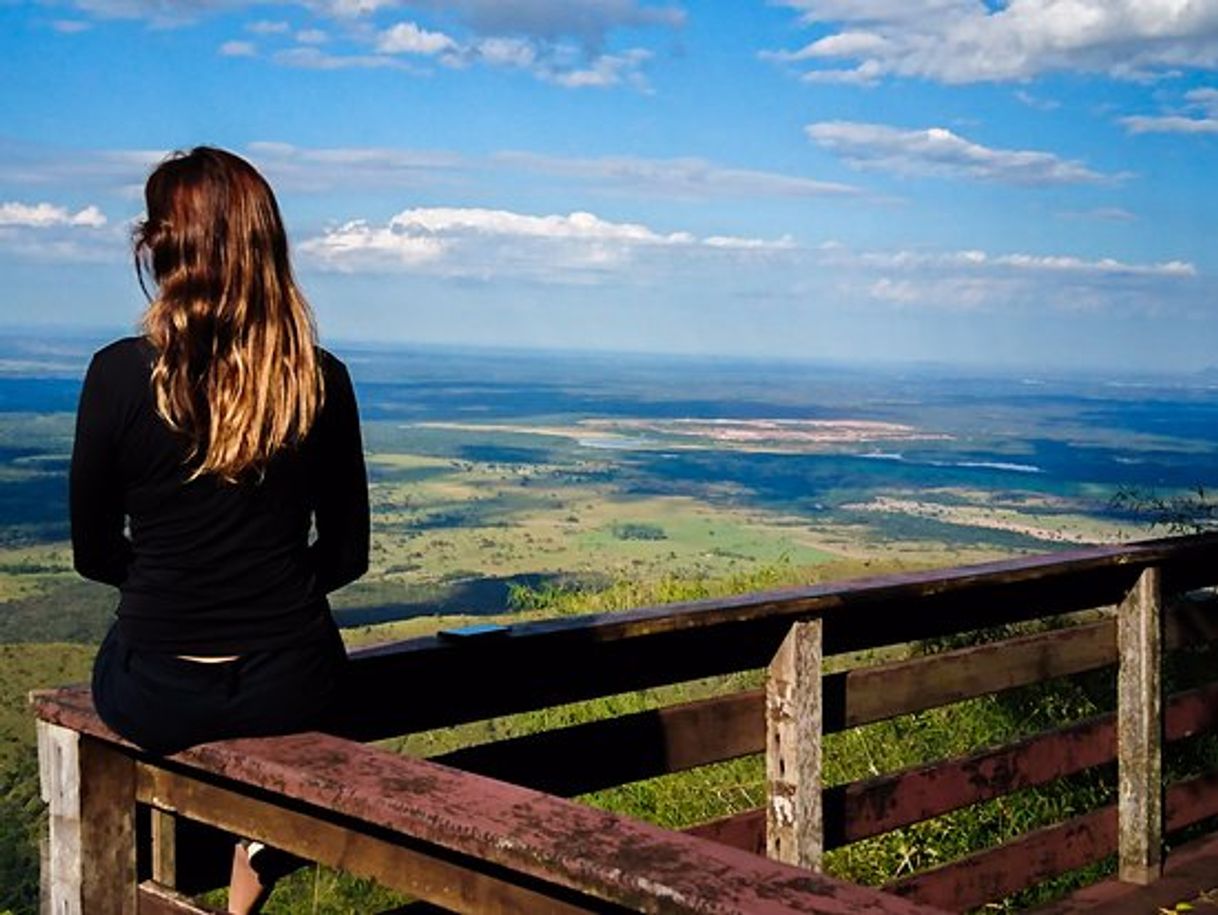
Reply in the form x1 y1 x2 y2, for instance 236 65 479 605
92 620 347 756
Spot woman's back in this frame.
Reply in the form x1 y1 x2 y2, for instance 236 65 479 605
71 335 367 656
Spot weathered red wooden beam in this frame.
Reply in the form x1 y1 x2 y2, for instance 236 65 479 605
1165 771 1218 832
886 805 1117 911
31 689 946 915
137 881 223 914
135 732 946 915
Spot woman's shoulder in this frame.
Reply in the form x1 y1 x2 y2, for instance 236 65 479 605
84 337 154 393
90 335 154 371
317 346 354 390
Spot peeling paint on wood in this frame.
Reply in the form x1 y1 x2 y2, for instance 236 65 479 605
767 620 823 871
1117 566 1163 885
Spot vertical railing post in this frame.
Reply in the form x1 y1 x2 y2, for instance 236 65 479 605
38 721 81 915
37 722 138 913
766 619 823 870
1117 566 1163 885
151 809 178 888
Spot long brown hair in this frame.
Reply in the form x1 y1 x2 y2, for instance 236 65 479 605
136 147 323 481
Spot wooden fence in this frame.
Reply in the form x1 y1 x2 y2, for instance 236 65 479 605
32 533 1218 913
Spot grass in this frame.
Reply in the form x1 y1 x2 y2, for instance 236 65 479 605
0 643 93 769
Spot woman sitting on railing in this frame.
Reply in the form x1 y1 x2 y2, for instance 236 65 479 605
70 146 370 913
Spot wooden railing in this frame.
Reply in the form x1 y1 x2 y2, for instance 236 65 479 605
32 533 1218 913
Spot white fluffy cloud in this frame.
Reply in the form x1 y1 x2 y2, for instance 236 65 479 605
299 205 792 277
0 202 119 263
60 1 682 89
770 0 1218 84
362 20 658 87
376 21 456 55
805 121 1111 185
0 202 107 228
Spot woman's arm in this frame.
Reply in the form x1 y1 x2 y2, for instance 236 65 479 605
308 357 370 594
70 353 134 586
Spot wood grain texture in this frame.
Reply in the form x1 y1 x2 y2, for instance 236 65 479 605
79 737 138 914
886 805 1118 912
1117 567 1163 885
127 732 943 915
37 721 82 915
137 881 224 915
767 621 824 870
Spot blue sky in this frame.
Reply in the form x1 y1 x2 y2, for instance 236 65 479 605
1 1 1217 372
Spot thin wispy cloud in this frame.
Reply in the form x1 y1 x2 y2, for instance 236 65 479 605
272 46 416 71
0 141 856 201
1056 206 1137 223
246 20 290 34
820 243 1194 278
219 40 257 57
495 151 863 199
768 1 1218 84
1121 87 1218 135
819 241 1201 318
805 121 1113 185
245 142 464 191
50 19 92 33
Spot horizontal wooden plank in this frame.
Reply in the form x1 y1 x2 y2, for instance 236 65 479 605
137 881 223 915
433 689 763 796
430 618 1124 797
137 765 601 915
684 808 764 855
826 618 1117 732
336 536 1218 735
133 732 945 915
1028 823 1218 915
886 805 1117 911
1166 771 1218 832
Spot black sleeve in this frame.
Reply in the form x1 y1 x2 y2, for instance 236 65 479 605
70 353 134 586
308 358 370 594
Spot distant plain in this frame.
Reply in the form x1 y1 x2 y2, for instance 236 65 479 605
2 333 1216 649
3 332 1217 909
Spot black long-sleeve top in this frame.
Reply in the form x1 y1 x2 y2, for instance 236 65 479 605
70 336 369 655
